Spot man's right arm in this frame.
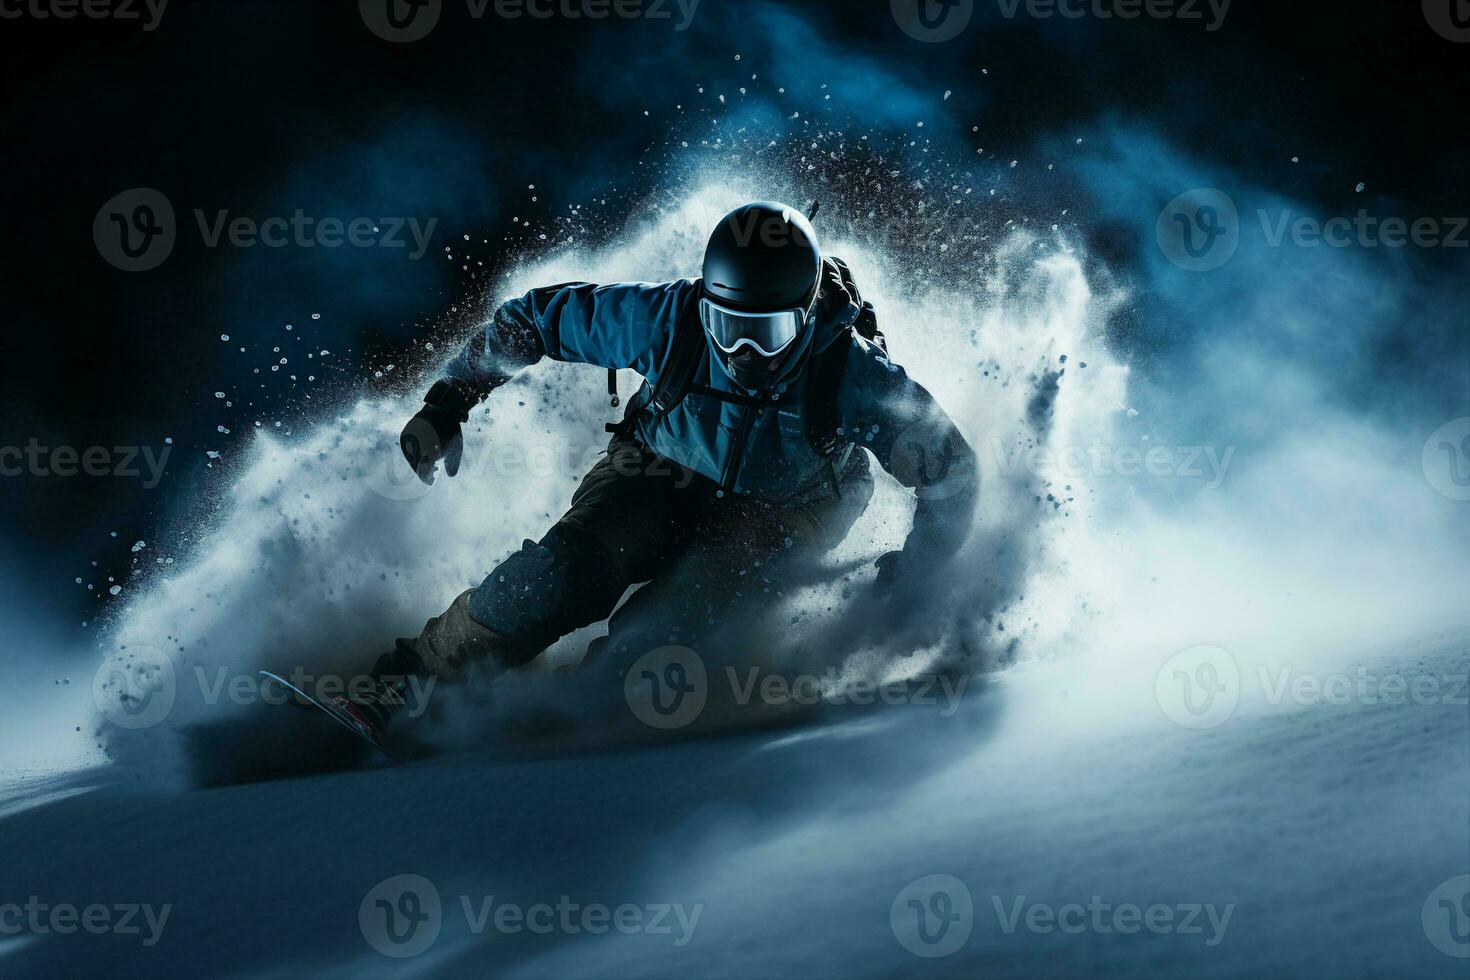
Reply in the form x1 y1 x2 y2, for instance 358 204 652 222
402 280 690 484
442 280 690 398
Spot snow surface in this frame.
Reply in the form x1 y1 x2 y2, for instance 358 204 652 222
1 633 1465 978
6 181 1468 978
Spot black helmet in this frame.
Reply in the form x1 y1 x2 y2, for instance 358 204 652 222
700 202 822 392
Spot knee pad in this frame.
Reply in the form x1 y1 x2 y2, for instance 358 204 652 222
468 525 627 644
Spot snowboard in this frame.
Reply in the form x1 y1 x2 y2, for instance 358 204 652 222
258 670 404 766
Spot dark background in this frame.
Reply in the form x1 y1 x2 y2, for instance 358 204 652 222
1 0 1465 632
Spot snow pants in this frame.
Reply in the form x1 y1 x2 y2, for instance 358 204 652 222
460 435 874 673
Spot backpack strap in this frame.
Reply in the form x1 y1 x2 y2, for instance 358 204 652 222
606 285 706 435
645 325 706 419
804 332 858 496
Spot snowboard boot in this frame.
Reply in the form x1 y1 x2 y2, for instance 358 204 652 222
344 590 540 739
324 674 411 746
395 589 541 681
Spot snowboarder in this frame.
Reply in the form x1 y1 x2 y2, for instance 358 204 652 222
332 202 979 742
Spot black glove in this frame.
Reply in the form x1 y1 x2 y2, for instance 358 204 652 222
400 379 480 485
814 256 861 328
873 549 906 593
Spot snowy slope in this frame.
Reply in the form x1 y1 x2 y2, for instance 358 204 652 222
10 180 1467 980
2 631 1465 979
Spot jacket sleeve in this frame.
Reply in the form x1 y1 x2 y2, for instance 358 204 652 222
838 338 979 569
441 280 687 394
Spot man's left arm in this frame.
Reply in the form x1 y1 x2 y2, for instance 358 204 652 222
843 343 979 591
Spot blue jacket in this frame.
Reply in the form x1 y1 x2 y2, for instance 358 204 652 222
445 278 978 563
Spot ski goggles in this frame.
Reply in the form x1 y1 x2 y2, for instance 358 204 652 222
699 297 808 358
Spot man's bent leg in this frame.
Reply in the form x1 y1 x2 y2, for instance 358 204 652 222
372 524 630 685
464 524 632 668
596 462 876 669
379 438 693 684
